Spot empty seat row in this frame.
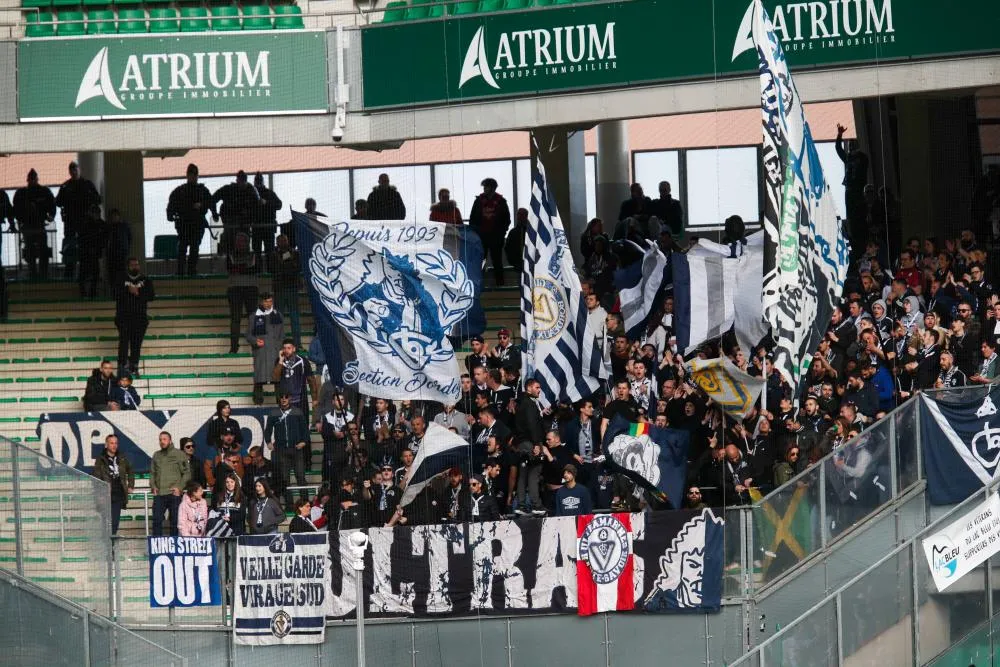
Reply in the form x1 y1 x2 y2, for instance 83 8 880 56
25 4 303 35
382 0 575 21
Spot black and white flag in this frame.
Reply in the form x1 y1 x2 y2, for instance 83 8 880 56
754 0 850 392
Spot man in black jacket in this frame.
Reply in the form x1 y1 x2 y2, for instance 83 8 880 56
113 258 155 378
83 360 117 411
13 169 56 280
265 393 309 507
213 170 260 240
167 163 218 276
469 178 512 287
365 173 406 221
513 380 546 515
55 160 102 279
252 172 283 260
651 181 684 238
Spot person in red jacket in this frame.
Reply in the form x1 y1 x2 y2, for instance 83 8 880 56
429 188 463 225
470 178 512 287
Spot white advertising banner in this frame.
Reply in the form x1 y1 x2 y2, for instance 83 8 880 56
922 492 1000 592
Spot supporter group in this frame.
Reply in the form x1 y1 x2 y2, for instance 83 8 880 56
7 149 1000 538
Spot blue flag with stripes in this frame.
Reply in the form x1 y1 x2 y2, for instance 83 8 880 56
399 422 470 506
520 157 605 406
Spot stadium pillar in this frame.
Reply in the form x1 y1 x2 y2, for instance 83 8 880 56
596 120 630 232
79 151 146 262
530 126 588 264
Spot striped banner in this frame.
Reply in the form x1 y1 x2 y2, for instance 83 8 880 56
673 251 739 355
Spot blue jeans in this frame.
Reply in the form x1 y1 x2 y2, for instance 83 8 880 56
152 494 181 536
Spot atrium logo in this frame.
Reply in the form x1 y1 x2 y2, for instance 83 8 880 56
731 0 895 62
457 22 618 91
73 45 273 111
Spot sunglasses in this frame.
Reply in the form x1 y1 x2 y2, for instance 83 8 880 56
499 334 509 339
183 445 194 450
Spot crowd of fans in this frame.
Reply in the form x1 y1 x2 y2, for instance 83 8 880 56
10 154 999 536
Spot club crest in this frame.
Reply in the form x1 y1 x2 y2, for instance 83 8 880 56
270 610 293 638
977 396 997 419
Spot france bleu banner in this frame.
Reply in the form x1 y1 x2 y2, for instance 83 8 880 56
296 213 485 404
148 536 221 608
36 407 271 474
234 532 332 645
326 511 723 618
920 387 1000 505
601 416 691 510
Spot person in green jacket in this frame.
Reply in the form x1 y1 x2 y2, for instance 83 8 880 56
773 446 800 488
150 431 191 536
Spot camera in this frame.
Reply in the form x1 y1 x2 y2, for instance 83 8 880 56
331 125 344 142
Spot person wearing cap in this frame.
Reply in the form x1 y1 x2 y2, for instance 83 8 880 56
464 335 489 375
469 177 511 287
251 172 283 260
489 328 516 369
167 163 218 276
205 431 246 494
554 464 591 517
13 168 56 280
264 393 308 507
213 170 260 240
371 464 402 526
442 467 470 522
55 160 102 280
463 474 499 522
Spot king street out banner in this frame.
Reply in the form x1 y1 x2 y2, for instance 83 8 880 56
36 407 271 474
18 32 328 121
922 492 1000 593
234 533 332 646
297 215 485 404
920 387 1000 505
326 511 723 619
148 536 221 608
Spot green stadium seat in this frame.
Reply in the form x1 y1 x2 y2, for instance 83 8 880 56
502 0 530 8
272 4 303 28
152 235 177 260
114 0 143 6
51 0 77 7
22 0 50 8
117 7 146 32
403 1 427 19
25 12 56 37
179 6 208 31
427 2 445 16
449 0 477 13
148 6 178 31
210 5 240 30
82 0 107 6
241 4 271 30
381 1 406 22
86 9 115 33
478 0 503 11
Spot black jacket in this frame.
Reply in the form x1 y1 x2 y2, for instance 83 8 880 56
13 184 56 231
463 492 499 522
56 177 101 224
83 369 117 410
207 415 243 449
469 193 511 240
289 515 319 533
514 395 545 446
561 417 601 458
213 181 260 226
167 182 216 229
366 186 406 220
114 272 155 321
651 195 684 235
93 450 135 507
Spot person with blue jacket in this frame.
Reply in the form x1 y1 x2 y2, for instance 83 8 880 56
264 392 309 507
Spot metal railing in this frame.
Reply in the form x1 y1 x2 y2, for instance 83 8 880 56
730 477 1000 666
0 567 187 667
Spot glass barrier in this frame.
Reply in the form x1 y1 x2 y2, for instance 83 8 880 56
752 464 822 585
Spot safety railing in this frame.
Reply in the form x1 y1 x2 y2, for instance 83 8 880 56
0 566 187 667
0 436 113 617
731 476 1000 666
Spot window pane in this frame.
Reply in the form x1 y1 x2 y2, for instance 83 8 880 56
633 151 680 203
815 141 847 220
686 147 758 228
433 160 513 223
143 175 229 258
515 158 532 213
273 170 351 222
585 154 597 221
352 166 431 223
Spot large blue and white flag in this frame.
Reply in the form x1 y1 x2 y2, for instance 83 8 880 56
613 240 670 340
521 158 604 405
297 212 485 404
399 422 470 506
920 387 1000 505
601 415 691 510
753 0 850 393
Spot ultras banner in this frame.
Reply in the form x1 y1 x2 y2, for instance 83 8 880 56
35 407 271 474
327 510 724 619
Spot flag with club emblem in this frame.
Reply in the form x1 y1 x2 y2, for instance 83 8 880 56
520 155 604 406
753 0 849 395
576 512 635 616
688 356 765 420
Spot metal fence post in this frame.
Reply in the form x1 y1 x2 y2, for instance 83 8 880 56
910 541 920 665
82 609 92 667
835 593 844 666
887 412 898 498
819 465 828 549
11 443 24 576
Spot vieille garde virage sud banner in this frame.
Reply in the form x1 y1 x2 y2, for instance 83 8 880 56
326 510 724 618
360 0 1000 108
18 31 328 121
36 407 271 474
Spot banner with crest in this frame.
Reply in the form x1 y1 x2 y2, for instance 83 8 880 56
296 213 485 403
920 387 1000 505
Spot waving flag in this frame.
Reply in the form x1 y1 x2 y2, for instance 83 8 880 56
399 422 470 506
614 240 670 340
753 0 849 393
688 356 765 420
521 157 604 406
601 416 690 509
296 212 485 404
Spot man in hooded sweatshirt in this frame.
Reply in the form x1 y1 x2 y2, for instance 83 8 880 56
83 360 117 411
93 434 134 534
366 173 406 220
247 292 284 405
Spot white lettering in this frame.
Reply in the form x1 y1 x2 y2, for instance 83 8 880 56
469 522 527 610
865 0 893 34
169 53 193 90
842 0 863 36
586 23 616 61
235 51 270 88
787 2 808 40
494 33 515 70
141 54 169 91
809 2 830 38
208 52 233 89
565 25 586 63
771 6 791 42
120 55 146 92
533 28 553 66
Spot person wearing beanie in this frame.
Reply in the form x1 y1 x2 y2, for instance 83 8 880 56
554 464 592 517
